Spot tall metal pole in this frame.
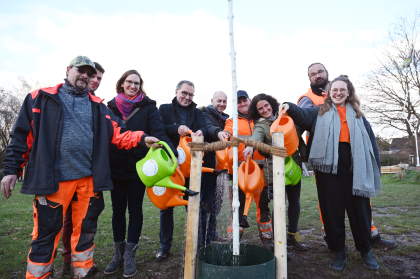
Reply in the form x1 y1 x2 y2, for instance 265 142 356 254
227 0 240 256
415 131 420 167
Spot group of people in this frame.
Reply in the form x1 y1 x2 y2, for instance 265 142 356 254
0 56 396 279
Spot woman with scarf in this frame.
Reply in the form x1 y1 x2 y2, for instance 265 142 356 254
243 93 307 251
283 75 381 271
105 70 175 278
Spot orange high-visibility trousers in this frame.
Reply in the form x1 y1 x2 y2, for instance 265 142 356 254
26 176 104 279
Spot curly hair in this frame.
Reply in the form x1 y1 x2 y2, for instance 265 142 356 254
319 75 363 118
116 69 146 95
248 93 280 121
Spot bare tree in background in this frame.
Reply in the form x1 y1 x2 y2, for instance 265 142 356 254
0 78 33 167
363 15 420 148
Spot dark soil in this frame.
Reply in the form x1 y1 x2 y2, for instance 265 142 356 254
75 229 420 279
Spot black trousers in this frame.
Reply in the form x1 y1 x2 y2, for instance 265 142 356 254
315 143 371 254
111 177 146 244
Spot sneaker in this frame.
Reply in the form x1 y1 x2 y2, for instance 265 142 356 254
287 232 308 251
155 249 170 261
371 235 397 250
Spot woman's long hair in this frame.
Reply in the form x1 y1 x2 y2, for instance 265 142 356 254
115 69 146 95
248 93 279 121
319 75 363 118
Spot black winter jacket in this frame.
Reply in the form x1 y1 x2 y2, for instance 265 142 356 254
107 96 176 180
3 84 146 195
159 98 214 167
201 105 229 142
159 98 207 148
285 102 381 168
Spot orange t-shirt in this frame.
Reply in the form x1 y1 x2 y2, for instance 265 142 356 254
336 106 350 143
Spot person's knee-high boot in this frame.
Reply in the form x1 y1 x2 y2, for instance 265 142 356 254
123 242 138 278
104 241 125 275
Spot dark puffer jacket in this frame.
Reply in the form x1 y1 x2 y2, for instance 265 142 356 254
108 96 176 180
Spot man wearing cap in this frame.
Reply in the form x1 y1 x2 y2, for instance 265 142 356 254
0 56 159 279
221 90 272 246
60 61 106 276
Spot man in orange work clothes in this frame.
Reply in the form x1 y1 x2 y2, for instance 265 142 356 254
61 61 106 276
221 90 276 249
0 56 159 279
298 62 397 250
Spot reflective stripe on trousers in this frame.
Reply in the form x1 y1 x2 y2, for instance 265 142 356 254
72 246 95 278
26 177 100 279
257 220 273 240
26 261 52 279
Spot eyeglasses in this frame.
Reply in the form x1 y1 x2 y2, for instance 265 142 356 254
180 90 194 98
309 69 325 78
76 66 95 77
125 80 141 87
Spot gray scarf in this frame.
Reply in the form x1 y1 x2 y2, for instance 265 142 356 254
308 104 381 198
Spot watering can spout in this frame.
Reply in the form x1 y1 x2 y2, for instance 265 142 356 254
155 176 187 192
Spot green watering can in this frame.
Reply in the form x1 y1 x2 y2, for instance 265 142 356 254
136 141 198 196
284 157 302 186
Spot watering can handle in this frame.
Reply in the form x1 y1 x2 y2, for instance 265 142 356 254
157 141 178 172
244 157 250 181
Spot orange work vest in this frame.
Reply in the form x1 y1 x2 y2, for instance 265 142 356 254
297 88 327 106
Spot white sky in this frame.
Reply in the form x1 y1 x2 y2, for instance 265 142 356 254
0 0 419 134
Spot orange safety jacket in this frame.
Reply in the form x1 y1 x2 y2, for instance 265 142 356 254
297 88 327 107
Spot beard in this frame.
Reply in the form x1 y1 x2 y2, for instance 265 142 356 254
75 78 88 90
311 77 328 89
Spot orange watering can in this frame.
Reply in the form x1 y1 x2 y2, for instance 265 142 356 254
146 167 189 210
215 146 233 174
238 158 265 217
270 111 299 156
177 133 215 178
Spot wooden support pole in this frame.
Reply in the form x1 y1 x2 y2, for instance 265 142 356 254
272 132 287 279
183 135 204 279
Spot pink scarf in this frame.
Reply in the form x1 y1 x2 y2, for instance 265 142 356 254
115 92 144 120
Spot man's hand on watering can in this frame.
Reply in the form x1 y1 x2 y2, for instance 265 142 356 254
281 103 289 112
243 146 253 159
178 125 191 136
144 136 160 148
218 131 230 141
192 130 203 137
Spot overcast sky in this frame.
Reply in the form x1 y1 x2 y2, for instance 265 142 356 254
0 0 419 125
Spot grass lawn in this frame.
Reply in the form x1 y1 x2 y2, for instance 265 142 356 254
1 171 419 278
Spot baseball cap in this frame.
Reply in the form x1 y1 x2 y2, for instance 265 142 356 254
237 90 249 99
69 56 96 73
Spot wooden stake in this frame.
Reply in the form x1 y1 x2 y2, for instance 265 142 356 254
272 132 287 279
183 135 204 279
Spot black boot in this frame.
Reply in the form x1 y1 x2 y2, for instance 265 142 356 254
104 241 125 275
123 242 138 278
330 250 346 271
361 250 379 270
